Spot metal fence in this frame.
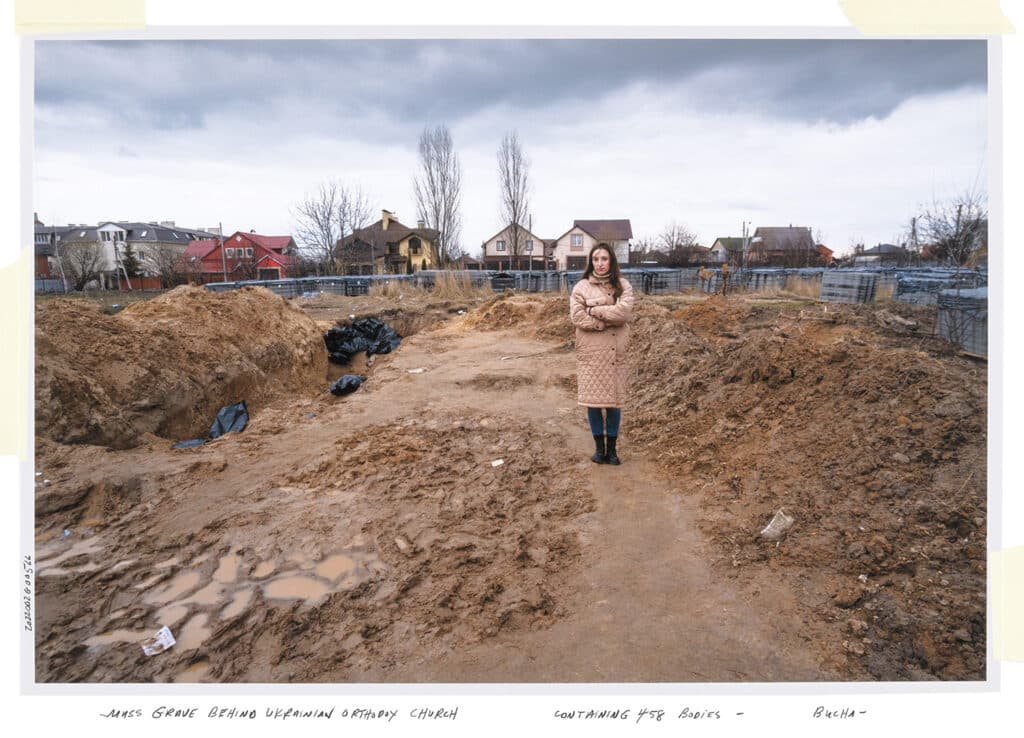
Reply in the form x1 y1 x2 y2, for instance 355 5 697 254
199 266 988 306
936 287 987 357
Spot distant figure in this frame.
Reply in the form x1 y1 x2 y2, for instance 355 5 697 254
720 262 730 295
569 243 635 466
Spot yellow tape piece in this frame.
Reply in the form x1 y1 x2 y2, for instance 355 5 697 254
993 546 1024 661
0 249 31 458
839 0 1014 35
15 0 145 34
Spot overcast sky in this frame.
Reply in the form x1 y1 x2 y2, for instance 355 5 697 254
34 39 987 256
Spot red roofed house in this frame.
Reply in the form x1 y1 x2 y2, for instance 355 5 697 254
551 219 632 270
184 231 297 283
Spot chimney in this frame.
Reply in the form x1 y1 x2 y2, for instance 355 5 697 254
417 219 425 229
159 220 175 228
382 210 393 231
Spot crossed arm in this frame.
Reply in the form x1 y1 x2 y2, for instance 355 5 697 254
589 281 634 326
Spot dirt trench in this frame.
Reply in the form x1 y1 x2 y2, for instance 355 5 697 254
33 288 985 683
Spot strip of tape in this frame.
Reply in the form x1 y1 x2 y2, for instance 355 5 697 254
993 546 1024 661
0 249 31 458
839 0 1014 35
15 0 145 34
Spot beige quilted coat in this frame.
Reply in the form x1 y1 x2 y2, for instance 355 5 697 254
569 275 635 408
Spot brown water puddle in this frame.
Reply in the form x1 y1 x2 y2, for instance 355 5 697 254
184 581 226 606
85 629 147 647
252 560 276 579
221 588 253 619
177 613 211 651
155 604 190 627
145 570 201 604
315 554 357 582
213 553 239 583
263 576 330 602
173 660 211 683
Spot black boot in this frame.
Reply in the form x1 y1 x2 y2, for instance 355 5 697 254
606 435 621 465
591 435 607 464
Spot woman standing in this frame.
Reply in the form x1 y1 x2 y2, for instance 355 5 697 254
569 243 635 465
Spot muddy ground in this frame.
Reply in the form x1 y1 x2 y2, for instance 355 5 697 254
33 286 986 682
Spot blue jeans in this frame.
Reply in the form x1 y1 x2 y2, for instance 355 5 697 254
587 407 621 437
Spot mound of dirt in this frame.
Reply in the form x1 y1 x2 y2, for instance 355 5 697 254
462 293 573 343
35 286 327 449
626 298 986 679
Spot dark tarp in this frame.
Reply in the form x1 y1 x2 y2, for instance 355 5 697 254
209 400 249 439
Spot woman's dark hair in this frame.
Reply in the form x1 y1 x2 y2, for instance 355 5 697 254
582 242 623 299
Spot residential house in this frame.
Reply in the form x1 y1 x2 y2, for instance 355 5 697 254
709 237 745 265
184 231 297 283
816 243 835 265
480 223 553 270
551 219 632 270
34 218 72 278
337 210 440 275
851 243 911 266
748 225 821 266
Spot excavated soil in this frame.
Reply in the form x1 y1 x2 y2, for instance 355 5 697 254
32 287 986 683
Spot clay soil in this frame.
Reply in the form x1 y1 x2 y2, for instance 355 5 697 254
33 286 986 683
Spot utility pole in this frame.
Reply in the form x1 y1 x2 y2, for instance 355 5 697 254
742 220 749 271
528 213 533 273
219 222 227 282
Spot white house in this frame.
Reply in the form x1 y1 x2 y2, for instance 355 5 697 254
550 219 632 270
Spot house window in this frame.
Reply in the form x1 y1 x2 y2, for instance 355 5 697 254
140 230 147 237
245 248 253 257
138 250 146 260
409 237 421 255
496 240 506 252
571 234 583 247
226 247 235 257
79 230 87 237
525 240 533 252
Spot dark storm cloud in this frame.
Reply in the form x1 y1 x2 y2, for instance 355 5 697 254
35 38 985 135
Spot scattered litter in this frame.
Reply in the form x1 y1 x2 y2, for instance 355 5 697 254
141 626 176 656
407 368 426 374
35 471 42 477
63 529 71 537
305 413 317 419
491 459 505 467
348 314 355 320
330 375 366 396
43 479 51 486
209 401 249 439
173 439 206 449
457 309 466 315
759 509 794 541
858 574 869 583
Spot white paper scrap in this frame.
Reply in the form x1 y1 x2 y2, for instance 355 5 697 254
141 626 176 656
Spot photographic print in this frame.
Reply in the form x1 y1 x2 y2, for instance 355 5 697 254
31 37 988 684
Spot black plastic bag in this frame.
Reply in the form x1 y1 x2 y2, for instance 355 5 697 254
330 375 366 396
324 319 401 365
209 400 249 438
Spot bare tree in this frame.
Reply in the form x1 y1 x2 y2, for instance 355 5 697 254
497 130 531 266
292 182 342 275
334 186 373 273
293 181 374 275
144 245 189 288
60 241 107 291
658 221 701 266
919 189 987 267
413 124 463 266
